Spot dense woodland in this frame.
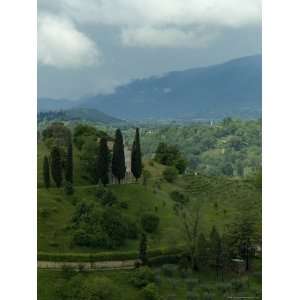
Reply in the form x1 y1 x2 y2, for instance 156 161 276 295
38 119 261 300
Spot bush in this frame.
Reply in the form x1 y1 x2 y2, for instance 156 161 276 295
61 264 76 279
186 278 198 291
141 213 160 233
130 267 155 288
216 282 231 294
98 189 118 207
163 167 178 183
202 292 213 300
120 201 128 209
101 208 128 248
64 181 74 195
186 292 199 300
230 278 244 292
162 264 177 277
126 219 139 239
59 275 116 300
142 283 159 300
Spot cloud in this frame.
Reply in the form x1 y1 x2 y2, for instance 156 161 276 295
38 0 261 48
38 14 102 68
121 27 219 48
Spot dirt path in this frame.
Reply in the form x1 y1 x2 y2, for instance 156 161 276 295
38 259 139 271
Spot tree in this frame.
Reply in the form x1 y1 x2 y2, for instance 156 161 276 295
141 213 160 233
176 202 202 270
79 137 98 184
139 232 148 264
112 129 126 183
50 146 63 188
209 226 225 280
65 140 73 184
43 156 50 188
163 166 178 183
225 214 258 271
96 137 110 186
222 163 234 176
131 128 142 181
196 233 209 271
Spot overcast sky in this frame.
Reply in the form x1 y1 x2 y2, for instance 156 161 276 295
38 0 261 100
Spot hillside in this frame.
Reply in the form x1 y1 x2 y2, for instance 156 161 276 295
38 55 261 121
38 108 123 124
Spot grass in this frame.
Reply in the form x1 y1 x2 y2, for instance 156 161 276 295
38 176 260 253
38 261 261 300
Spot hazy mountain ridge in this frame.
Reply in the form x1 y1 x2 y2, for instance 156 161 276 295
37 108 123 124
38 55 261 121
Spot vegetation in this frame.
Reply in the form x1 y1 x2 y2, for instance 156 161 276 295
112 129 126 183
37 119 261 300
131 128 142 181
43 156 50 189
96 137 110 185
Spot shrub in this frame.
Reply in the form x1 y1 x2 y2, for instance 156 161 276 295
186 292 199 300
162 264 177 277
101 208 128 248
130 267 155 288
81 277 116 300
126 219 139 239
186 278 198 291
230 278 244 292
61 264 76 279
142 283 159 300
64 181 74 195
120 201 128 209
141 213 160 233
163 167 178 183
99 189 118 207
216 282 231 294
72 229 94 247
202 292 213 300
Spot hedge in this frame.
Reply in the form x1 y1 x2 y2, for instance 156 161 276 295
38 246 185 262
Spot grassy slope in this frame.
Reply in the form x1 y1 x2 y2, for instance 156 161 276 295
38 263 261 300
38 183 183 253
38 176 260 253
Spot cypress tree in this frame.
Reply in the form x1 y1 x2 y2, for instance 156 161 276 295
96 137 110 186
50 146 63 188
131 128 142 181
65 140 73 184
139 232 148 265
112 129 126 184
43 156 50 189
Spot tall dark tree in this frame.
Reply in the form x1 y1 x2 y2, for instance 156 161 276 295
131 128 142 181
50 146 63 188
43 156 50 189
65 140 73 184
96 137 110 186
139 232 148 265
112 129 126 184
209 226 224 280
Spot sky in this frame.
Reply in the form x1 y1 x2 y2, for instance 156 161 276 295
38 0 261 100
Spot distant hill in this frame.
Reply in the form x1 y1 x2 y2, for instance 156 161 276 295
38 55 261 121
37 98 75 112
37 108 123 124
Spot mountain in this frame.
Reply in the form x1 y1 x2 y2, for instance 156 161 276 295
37 108 123 124
38 98 75 112
38 55 261 121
